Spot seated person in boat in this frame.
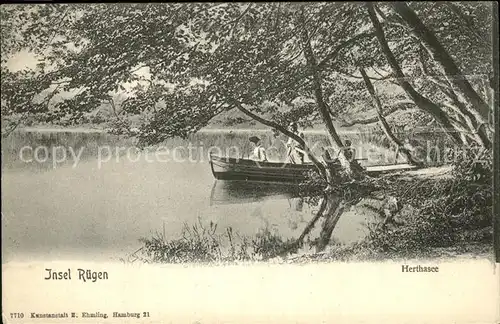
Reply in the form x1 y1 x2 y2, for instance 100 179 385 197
286 122 305 164
394 138 417 164
343 140 365 172
249 136 268 162
329 140 364 171
328 140 355 162
342 139 355 161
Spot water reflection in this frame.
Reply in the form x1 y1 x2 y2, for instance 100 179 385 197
209 180 304 206
208 179 378 245
209 179 312 237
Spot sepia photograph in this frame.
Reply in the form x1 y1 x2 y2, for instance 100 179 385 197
1 2 499 323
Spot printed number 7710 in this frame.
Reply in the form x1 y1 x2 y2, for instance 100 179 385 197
10 313 25 319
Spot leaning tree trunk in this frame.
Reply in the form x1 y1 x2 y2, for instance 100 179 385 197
366 3 465 146
297 10 355 251
232 97 347 252
417 47 492 148
359 67 423 166
299 13 356 177
442 85 492 148
391 2 491 125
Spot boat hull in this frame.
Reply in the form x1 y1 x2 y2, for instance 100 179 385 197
209 155 421 183
209 155 325 183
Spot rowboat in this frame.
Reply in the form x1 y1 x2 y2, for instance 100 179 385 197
209 154 340 183
209 154 420 182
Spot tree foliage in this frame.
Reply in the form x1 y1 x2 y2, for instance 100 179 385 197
0 2 494 164
1 2 493 144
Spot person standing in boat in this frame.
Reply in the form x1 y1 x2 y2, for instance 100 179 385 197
286 122 305 164
249 136 268 162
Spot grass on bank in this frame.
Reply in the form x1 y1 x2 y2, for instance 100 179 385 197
126 219 296 264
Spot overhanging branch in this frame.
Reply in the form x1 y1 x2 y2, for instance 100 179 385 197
366 2 463 144
390 2 491 123
229 98 328 180
317 32 375 70
340 101 414 127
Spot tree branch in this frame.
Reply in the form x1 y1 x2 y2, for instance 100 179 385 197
299 11 345 151
366 2 464 145
333 68 394 81
44 6 70 53
108 98 121 119
317 32 375 70
418 45 491 148
228 3 253 37
340 104 402 127
390 2 491 124
1 114 26 138
445 2 490 47
229 98 329 181
359 66 422 166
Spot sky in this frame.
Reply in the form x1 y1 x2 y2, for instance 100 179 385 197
6 50 39 72
5 47 153 103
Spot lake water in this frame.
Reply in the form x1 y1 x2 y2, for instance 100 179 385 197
1 131 377 263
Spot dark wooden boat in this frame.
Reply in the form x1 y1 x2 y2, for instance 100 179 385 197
209 154 421 182
209 154 340 183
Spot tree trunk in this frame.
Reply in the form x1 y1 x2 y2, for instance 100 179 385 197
109 98 121 120
366 3 464 145
230 99 349 253
359 67 423 166
298 11 354 176
417 47 492 148
391 2 491 124
298 10 358 249
442 86 491 148
459 131 471 146
316 191 345 252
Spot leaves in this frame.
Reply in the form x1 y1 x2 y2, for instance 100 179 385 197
0 2 494 143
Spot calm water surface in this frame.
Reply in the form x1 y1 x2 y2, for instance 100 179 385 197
2 136 375 263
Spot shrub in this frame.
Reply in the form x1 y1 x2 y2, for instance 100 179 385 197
251 228 294 260
135 219 294 264
364 211 456 253
107 117 132 135
138 220 225 263
362 146 493 254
